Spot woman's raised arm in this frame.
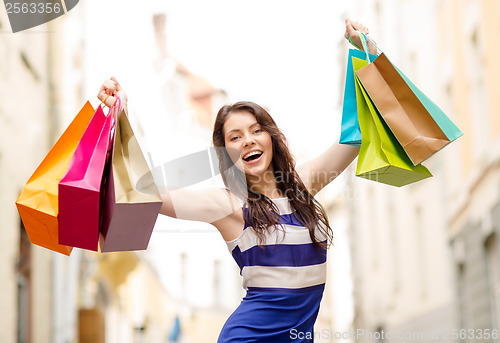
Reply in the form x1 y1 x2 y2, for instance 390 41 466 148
97 78 244 238
297 142 359 196
160 186 240 223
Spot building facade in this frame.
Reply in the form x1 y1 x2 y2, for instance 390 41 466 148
1 10 62 343
344 0 500 341
1 3 230 342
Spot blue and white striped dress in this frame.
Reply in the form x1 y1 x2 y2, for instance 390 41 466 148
218 197 327 343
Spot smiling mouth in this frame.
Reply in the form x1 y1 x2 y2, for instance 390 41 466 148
243 151 263 162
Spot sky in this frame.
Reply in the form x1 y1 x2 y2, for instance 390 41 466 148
164 0 350 157
80 0 354 160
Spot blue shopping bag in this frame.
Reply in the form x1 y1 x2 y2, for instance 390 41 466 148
340 48 378 146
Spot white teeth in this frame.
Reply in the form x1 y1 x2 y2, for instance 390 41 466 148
243 151 262 160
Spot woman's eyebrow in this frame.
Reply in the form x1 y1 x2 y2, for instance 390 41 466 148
225 128 241 136
225 122 260 136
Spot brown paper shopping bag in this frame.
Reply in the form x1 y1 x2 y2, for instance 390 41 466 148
99 105 162 252
355 32 462 165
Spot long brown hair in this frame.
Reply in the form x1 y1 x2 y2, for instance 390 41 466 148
212 101 332 250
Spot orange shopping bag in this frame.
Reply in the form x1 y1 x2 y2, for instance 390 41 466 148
16 102 95 255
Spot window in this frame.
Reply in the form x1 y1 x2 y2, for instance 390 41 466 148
485 234 500 330
17 220 31 343
415 206 428 300
457 262 467 330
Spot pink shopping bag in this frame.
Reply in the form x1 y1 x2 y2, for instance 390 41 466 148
58 99 119 251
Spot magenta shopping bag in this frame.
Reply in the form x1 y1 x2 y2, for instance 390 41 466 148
58 100 119 251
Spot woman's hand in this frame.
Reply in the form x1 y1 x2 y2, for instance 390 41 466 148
344 18 377 55
97 76 128 112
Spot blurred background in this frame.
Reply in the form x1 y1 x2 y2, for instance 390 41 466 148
1 0 499 342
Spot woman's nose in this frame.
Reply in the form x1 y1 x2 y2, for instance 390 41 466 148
243 135 255 147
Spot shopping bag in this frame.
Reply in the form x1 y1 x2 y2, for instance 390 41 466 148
58 100 118 251
15 102 95 255
354 32 462 165
99 104 162 252
340 48 377 146
353 56 432 187
397 68 463 143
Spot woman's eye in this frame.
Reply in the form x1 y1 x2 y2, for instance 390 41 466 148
254 129 262 134
230 136 239 142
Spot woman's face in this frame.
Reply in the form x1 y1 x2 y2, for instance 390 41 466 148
223 111 274 179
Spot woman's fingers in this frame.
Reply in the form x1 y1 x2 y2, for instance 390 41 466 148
104 79 117 94
97 78 119 107
110 76 122 91
344 18 352 39
109 76 128 104
97 77 128 109
344 18 376 53
345 18 369 36
98 79 116 97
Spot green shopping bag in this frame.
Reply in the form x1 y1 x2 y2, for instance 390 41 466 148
352 56 432 187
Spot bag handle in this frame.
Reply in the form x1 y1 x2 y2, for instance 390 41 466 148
347 31 381 63
100 95 121 128
100 94 121 115
98 96 121 150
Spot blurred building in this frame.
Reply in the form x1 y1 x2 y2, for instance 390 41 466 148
1 4 228 342
439 0 500 334
79 251 175 343
344 0 500 341
0 10 65 343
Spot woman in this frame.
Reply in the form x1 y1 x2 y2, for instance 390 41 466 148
99 19 374 342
